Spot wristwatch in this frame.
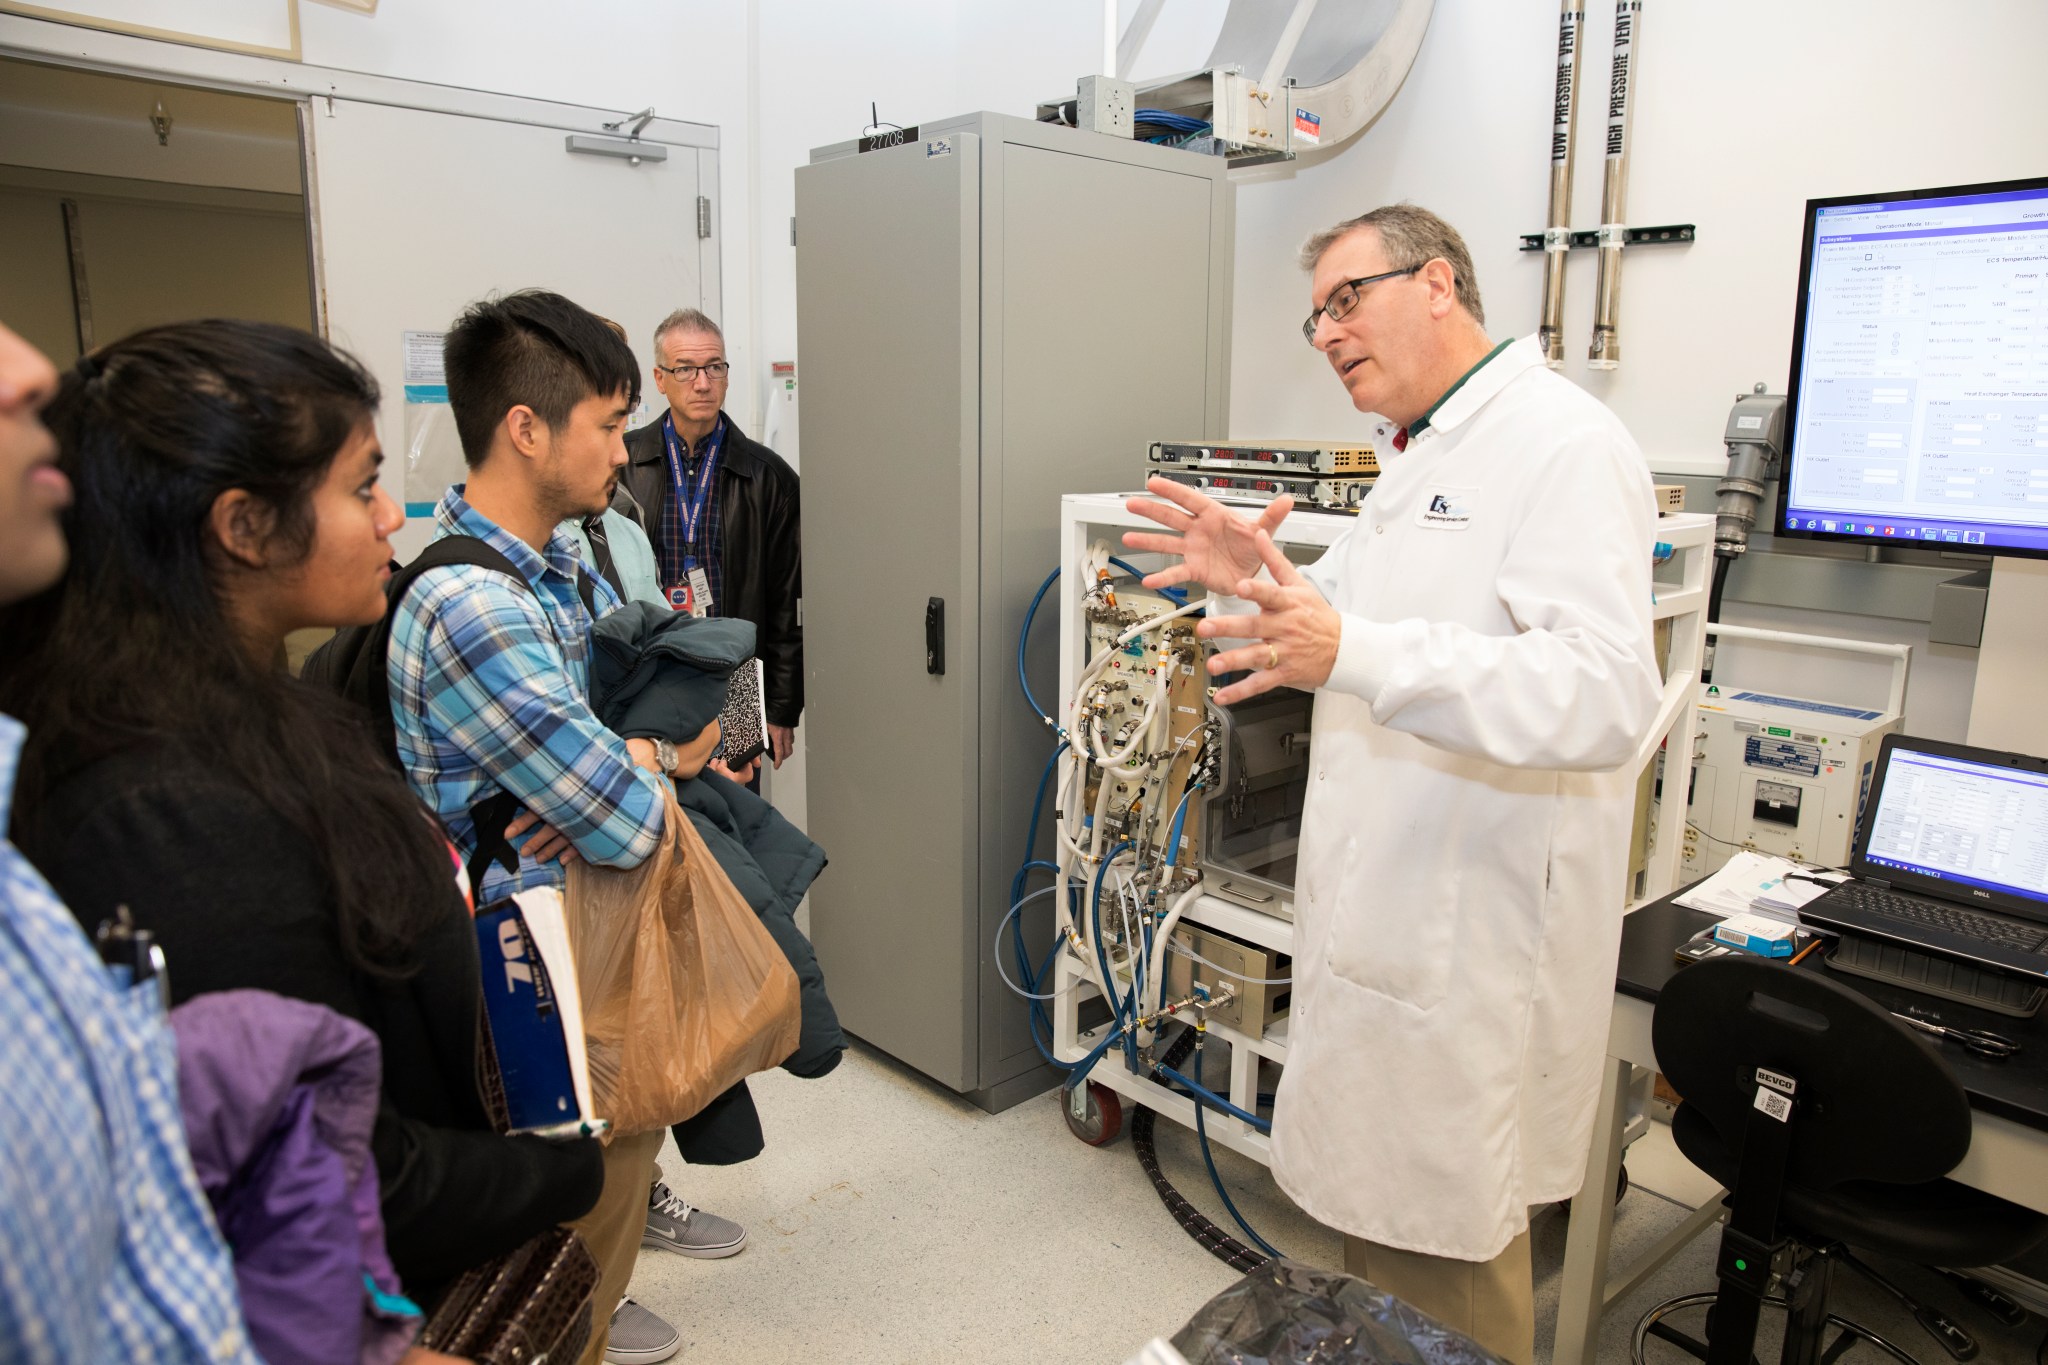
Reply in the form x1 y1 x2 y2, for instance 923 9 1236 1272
652 737 680 775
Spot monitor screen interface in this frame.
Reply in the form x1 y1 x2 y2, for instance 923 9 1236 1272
1863 746 2048 908
1780 178 2048 557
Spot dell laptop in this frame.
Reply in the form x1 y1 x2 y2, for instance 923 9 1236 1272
1800 734 2048 982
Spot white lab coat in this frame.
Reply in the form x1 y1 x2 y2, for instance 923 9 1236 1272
1239 336 1661 1260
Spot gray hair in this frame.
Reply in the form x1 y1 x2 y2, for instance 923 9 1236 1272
1299 204 1484 326
652 307 724 353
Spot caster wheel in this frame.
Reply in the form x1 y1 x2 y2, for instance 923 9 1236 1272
1063 1082 1125 1146
1557 1163 1630 1218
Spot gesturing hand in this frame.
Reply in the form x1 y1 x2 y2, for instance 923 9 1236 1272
1121 476 1295 596
1194 529 1341 705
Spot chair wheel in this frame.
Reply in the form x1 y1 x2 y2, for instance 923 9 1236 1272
1559 1163 1630 1218
1063 1081 1124 1146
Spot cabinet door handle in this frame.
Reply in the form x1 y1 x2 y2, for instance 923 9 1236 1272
925 597 945 675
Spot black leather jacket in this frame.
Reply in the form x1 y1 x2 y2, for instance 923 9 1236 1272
617 413 803 727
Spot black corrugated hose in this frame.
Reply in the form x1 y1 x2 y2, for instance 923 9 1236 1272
1130 1026 1271 1274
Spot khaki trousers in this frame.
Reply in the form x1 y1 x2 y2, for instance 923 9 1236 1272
568 1127 665 1365
1343 1228 1535 1365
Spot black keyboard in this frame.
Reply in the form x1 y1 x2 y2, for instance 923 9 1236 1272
1830 883 2048 953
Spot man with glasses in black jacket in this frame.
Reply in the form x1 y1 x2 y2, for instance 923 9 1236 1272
618 309 802 780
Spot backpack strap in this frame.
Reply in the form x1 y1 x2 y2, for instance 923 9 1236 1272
466 789 525 900
356 535 528 772
390 539 598 896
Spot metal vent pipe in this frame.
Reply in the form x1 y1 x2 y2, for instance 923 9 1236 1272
1538 0 1584 369
1588 2 1640 369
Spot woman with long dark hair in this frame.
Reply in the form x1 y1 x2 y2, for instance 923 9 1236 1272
0 320 602 1305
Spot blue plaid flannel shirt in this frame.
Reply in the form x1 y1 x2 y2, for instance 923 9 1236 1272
0 715 257 1363
387 487 667 904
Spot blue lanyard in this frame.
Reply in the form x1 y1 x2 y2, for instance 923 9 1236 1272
662 415 724 570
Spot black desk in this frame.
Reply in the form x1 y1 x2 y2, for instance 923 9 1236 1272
1615 895 2048 1129
1551 892 2048 1365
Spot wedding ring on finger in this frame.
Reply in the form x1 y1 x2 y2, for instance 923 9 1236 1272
1266 643 1280 671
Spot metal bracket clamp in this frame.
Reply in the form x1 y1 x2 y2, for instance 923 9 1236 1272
1519 223 1695 251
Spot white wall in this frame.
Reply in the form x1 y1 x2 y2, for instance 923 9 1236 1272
22 0 2038 757
293 0 755 406
283 0 2048 751
1224 0 2048 472
1214 0 2048 740
288 0 1103 831
291 1 1102 438
278 0 2048 469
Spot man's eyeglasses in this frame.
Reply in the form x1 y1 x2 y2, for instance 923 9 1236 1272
1301 264 1424 345
656 361 731 382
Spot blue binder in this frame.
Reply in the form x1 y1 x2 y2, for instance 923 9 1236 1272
474 889 600 1136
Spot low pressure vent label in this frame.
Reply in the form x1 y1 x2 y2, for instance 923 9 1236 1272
1744 735 1822 778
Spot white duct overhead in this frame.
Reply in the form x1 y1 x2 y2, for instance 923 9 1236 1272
1072 0 1432 165
1187 0 1434 153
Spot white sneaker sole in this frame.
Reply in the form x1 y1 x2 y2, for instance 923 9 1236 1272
641 1227 748 1259
604 1341 681 1365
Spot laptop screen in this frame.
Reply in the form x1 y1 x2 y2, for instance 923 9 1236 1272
1861 743 2048 911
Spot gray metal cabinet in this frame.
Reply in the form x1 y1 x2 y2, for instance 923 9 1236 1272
796 111 1232 1109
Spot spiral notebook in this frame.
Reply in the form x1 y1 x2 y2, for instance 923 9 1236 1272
719 657 768 768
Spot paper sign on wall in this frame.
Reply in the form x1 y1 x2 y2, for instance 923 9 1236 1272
401 329 464 517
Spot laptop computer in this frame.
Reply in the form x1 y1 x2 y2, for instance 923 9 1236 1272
1799 734 2048 983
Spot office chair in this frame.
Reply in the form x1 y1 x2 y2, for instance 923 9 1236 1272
1633 955 2048 1365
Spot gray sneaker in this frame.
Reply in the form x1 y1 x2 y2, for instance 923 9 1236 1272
643 1181 748 1259
604 1296 680 1364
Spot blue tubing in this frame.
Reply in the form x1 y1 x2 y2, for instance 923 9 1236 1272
1194 1041 1283 1258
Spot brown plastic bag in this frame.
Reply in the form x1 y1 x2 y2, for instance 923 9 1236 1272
565 785 801 1138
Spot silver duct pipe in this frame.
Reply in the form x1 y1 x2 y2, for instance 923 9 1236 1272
1538 0 1584 369
1588 1 1640 370
1195 0 1435 149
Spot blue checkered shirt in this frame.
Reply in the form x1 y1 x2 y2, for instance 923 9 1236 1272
0 715 258 1364
656 413 728 613
387 487 667 904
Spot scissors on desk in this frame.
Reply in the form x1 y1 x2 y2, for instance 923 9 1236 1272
1893 1010 2021 1060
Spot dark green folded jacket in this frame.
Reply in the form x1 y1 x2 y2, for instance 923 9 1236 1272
590 601 753 741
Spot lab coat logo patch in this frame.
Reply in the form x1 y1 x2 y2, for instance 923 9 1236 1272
1417 487 1476 530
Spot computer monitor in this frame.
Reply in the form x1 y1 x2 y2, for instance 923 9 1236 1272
1777 176 2048 559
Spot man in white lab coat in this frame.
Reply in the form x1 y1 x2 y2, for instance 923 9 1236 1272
1126 205 1660 1363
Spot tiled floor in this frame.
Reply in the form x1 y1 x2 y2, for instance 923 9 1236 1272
623 1043 2048 1364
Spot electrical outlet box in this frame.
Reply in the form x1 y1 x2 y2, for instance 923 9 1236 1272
1077 75 1135 139
1163 923 1290 1038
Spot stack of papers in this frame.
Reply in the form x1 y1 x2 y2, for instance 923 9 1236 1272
1675 851 1847 924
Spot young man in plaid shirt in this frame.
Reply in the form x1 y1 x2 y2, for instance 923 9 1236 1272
388 291 737 1365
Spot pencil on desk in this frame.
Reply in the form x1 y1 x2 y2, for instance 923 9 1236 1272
1788 938 1823 967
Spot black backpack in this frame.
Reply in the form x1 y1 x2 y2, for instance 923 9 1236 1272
302 535 596 889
